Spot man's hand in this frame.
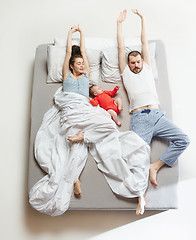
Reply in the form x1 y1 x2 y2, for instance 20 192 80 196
117 9 127 23
131 9 144 19
132 9 150 66
117 10 127 74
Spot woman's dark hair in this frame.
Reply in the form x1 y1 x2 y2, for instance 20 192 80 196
69 45 83 72
72 45 81 56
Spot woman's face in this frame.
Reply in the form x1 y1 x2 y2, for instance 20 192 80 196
71 57 84 74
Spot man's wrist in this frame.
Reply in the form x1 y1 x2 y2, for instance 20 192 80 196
140 15 144 20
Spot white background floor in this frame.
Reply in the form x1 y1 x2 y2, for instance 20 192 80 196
0 0 196 239
90 179 196 240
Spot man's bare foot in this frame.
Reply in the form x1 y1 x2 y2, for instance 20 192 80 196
149 160 165 187
149 164 158 187
136 195 146 215
74 179 82 198
68 131 84 142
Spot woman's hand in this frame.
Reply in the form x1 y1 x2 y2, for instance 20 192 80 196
77 24 82 33
69 25 78 33
117 9 127 23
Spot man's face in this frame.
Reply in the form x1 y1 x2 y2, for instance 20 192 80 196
128 55 143 74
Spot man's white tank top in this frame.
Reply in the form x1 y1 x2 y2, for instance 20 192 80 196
122 62 160 112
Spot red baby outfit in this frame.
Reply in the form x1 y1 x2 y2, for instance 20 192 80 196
90 86 119 114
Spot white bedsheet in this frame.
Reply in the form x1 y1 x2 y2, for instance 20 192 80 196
29 87 150 216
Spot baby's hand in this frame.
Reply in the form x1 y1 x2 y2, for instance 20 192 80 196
88 97 93 101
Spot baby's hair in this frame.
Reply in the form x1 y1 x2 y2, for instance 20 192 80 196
89 85 97 98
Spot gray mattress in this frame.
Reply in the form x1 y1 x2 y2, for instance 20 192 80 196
28 40 179 211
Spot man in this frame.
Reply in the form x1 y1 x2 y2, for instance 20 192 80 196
117 9 190 187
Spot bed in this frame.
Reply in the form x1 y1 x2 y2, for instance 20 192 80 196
28 38 179 213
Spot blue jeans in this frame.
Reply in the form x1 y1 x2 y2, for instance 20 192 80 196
131 109 190 167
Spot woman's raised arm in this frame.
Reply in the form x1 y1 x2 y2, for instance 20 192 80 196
78 25 90 77
63 26 78 81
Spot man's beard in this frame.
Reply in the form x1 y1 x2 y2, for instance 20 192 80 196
132 67 142 74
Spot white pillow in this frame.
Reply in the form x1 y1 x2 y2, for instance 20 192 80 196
101 41 158 83
46 44 101 84
55 37 80 47
47 45 65 83
101 48 121 83
86 48 101 85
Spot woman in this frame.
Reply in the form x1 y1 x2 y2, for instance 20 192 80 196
62 25 90 198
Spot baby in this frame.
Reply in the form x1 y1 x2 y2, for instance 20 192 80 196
89 85 123 126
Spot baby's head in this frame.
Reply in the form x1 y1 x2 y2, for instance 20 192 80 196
89 85 103 97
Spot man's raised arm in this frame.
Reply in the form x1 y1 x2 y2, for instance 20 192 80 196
132 9 151 66
117 9 127 74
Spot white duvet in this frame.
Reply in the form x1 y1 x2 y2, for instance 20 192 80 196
29 87 150 216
